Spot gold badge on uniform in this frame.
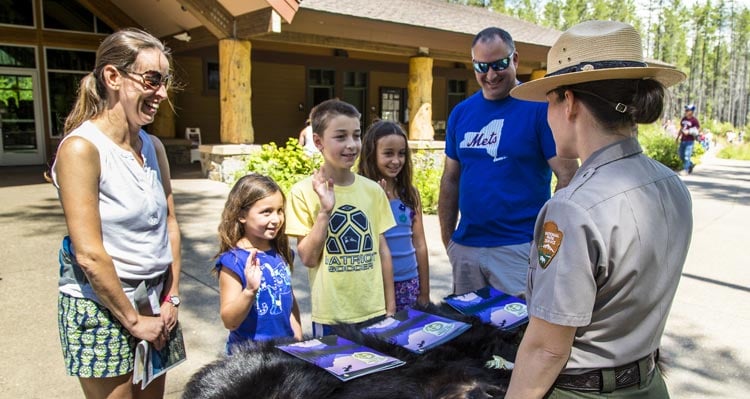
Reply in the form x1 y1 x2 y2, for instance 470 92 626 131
538 221 563 269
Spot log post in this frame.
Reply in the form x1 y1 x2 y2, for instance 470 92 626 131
407 56 434 140
219 38 253 144
530 68 546 80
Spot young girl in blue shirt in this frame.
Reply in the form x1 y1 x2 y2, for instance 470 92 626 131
214 174 302 352
358 120 430 311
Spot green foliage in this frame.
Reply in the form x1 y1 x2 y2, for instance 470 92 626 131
412 151 443 215
234 140 445 215
704 120 737 137
639 124 683 170
236 138 322 193
717 142 750 160
639 123 705 170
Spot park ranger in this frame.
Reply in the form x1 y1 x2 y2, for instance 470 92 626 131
505 20 693 398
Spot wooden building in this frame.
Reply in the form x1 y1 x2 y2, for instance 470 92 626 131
0 0 561 168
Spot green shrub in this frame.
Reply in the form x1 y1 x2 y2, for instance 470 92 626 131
639 124 682 170
235 138 322 193
234 139 444 215
718 142 750 160
412 150 443 215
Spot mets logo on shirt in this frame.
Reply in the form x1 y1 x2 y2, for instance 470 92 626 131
458 119 507 162
537 221 563 269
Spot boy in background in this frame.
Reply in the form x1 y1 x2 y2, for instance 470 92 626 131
286 99 396 337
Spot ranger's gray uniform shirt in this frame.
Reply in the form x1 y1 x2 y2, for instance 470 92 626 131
527 137 692 372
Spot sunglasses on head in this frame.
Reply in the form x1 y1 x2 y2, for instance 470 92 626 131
472 49 515 74
119 68 171 90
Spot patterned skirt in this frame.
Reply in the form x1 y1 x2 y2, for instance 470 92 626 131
58 293 136 378
394 276 421 312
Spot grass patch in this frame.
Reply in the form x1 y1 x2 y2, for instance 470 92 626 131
717 142 750 160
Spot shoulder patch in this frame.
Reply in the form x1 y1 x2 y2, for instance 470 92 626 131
538 221 563 269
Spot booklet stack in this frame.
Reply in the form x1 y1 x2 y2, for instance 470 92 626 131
360 308 471 354
276 335 405 382
444 286 529 331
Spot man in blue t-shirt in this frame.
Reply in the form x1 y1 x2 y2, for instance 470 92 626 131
439 27 579 297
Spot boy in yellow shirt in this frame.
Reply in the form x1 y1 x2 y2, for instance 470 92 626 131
286 99 396 336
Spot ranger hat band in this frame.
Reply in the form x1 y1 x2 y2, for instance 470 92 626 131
510 20 687 102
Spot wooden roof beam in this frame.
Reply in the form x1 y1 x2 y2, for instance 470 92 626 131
76 0 141 30
177 0 234 39
253 31 470 63
235 8 276 37
265 0 300 24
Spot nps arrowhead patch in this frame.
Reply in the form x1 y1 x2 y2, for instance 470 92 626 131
538 221 563 269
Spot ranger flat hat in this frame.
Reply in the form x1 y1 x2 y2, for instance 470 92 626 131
510 20 687 102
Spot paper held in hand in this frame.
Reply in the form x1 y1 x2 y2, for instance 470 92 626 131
133 322 187 389
131 281 187 389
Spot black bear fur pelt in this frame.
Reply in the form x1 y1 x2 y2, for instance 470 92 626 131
182 302 524 399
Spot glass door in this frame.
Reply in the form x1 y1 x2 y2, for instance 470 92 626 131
0 68 44 165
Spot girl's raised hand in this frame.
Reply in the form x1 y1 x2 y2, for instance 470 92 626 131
312 169 335 214
243 249 262 294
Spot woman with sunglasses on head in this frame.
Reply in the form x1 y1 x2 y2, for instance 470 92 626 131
505 21 692 398
51 28 181 399
439 27 579 299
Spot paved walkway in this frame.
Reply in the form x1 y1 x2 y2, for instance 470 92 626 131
0 153 748 398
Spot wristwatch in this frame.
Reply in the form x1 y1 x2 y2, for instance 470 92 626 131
166 295 181 307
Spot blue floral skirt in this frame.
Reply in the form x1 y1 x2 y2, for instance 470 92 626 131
394 277 420 312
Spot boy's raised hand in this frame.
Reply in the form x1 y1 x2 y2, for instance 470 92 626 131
243 249 262 294
312 169 335 214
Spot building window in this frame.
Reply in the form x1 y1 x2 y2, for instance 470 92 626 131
42 0 113 33
46 48 96 137
0 45 36 68
343 71 367 127
205 61 219 94
0 74 35 150
380 87 405 124
0 0 34 27
307 69 335 108
447 79 467 116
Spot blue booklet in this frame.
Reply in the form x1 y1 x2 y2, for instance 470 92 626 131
444 286 529 330
360 308 471 354
276 335 405 382
133 323 187 389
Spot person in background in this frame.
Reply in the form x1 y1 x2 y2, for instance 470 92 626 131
506 20 692 398
214 174 302 353
358 120 430 311
52 28 181 399
298 118 318 156
286 99 396 337
438 26 579 297
663 118 678 138
676 104 701 175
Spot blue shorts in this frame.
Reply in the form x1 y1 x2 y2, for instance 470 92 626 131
58 293 136 377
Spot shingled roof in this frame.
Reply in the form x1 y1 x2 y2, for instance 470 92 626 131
299 0 562 47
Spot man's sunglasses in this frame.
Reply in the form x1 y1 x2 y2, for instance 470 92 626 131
472 49 515 74
119 68 172 90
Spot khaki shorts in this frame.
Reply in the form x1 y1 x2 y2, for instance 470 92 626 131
447 241 530 297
